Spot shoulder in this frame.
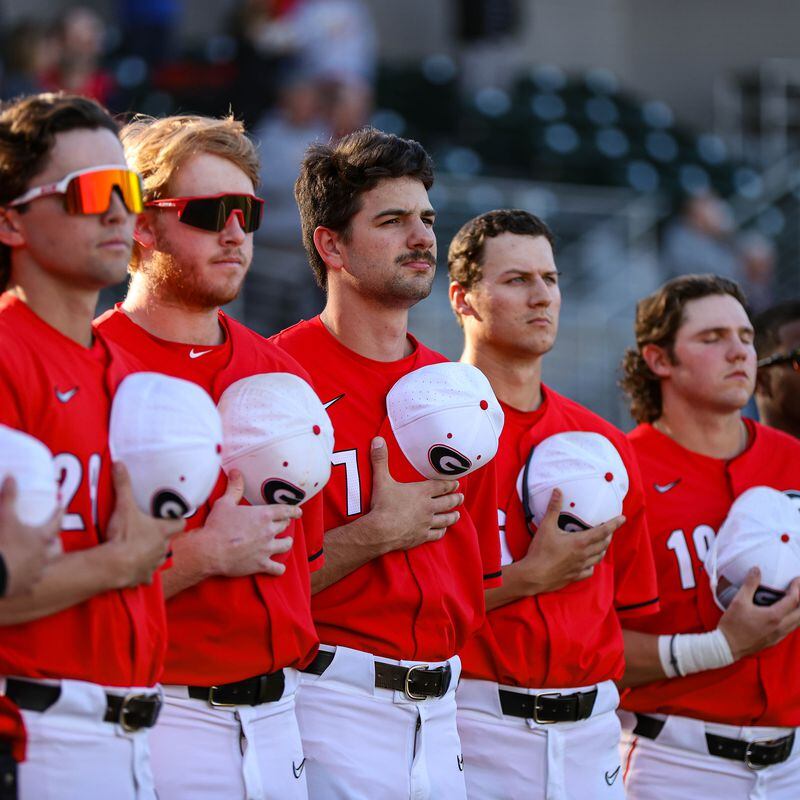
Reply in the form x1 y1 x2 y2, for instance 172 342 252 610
228 316 314 383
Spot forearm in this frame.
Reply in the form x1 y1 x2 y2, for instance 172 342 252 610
619 628 668 688
0 546 121 625
311 514 388 595
484 562 537 611
161 531 213 599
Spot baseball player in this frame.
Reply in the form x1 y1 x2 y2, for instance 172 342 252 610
753 300 800 440
619 274 800 798
94 114 322 800
446 209 659 799
271 127 501 800
0 93 183 800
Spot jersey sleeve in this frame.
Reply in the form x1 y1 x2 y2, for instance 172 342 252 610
301 491 325 572
464 462 503 588
613 445 660 619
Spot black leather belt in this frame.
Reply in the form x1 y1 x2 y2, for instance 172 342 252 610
188 670 285 707
302 650 452 700
499 687 598 723
5 678 161 732
633 713 796 770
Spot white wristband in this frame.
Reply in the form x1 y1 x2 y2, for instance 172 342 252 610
658 629 735 679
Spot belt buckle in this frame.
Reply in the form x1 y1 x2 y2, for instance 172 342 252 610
532 691 561 725
403 664 430 701
208 686 236 708
744 741 769 771
118 692 160 732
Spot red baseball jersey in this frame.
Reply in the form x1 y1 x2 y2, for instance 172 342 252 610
95 307 323 684
621 420 800 725
271 316 502 662
0 294 166 687
459 386 659 688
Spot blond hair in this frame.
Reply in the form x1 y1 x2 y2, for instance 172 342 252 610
122 114 260 269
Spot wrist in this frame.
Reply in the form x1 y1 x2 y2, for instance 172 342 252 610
172 529 216 581
89 541 132 591
658 629 735 678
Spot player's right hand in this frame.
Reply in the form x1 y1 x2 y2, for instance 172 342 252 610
0 476 62 597
367 436 463 553
517 488 623 595
196 469 301 578
104 462 185 587
719 567 800 660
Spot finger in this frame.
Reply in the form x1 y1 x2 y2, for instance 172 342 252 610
430 510 460 529
264 504 303 522
160 518 186 539
430 492 464 514
111 462 135 510
543 488 564 525
428 479 460 498
426 528 447 542
368 436 392 489
776 605 800 636
269 518 294 536
0 475 18 514
259 559 287 577
576 566 595 581
221 469 245 506
734 567 762 604
269 535 294 554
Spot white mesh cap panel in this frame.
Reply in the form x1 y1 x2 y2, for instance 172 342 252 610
218 373 334 505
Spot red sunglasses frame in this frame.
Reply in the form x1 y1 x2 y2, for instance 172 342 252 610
145 193 264 232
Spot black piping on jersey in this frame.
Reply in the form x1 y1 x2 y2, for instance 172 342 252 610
308 548 323 563
521 444 536 535
616 596 659 612
483 570 502 581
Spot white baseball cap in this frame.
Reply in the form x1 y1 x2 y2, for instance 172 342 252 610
385 362 504 480
218 373 334 506
0 425 59 526
705 486 800 610
517 431 629 531
109 372 223 518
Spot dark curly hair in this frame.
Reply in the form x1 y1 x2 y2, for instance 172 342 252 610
0 93 118 291
294 126 434 289
620 274 747 424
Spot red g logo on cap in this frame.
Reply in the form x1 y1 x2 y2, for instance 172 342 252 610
428 444 472 476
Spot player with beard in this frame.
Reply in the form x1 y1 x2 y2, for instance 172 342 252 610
271 128 501 800
446 209 658 799
95 115 322 800
619 275 800 799
0 93 182 800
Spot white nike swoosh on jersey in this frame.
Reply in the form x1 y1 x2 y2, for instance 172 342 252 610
654 479 681 493
55 387 79 403
189 348 213 359
323 394 345 410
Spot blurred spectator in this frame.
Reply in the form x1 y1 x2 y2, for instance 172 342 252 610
42 7 115 106
1 20 59 99
248 70 329 334
661 191 739 279
233 0 376 134
737 230 777 314
753 300 800 439
118 0 182 67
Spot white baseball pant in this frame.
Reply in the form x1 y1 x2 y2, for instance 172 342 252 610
149 668 307 800
7 677 156 800
620 711 800 800
456 678 624 800
295 645 466 800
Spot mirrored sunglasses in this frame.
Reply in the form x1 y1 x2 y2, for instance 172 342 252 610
145 193 264 233
8 165 144 215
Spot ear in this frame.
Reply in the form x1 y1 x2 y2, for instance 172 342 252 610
0 209 26 249
641 343 673 378
312 226 345 273
132 211 157 250
449 281 481 321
